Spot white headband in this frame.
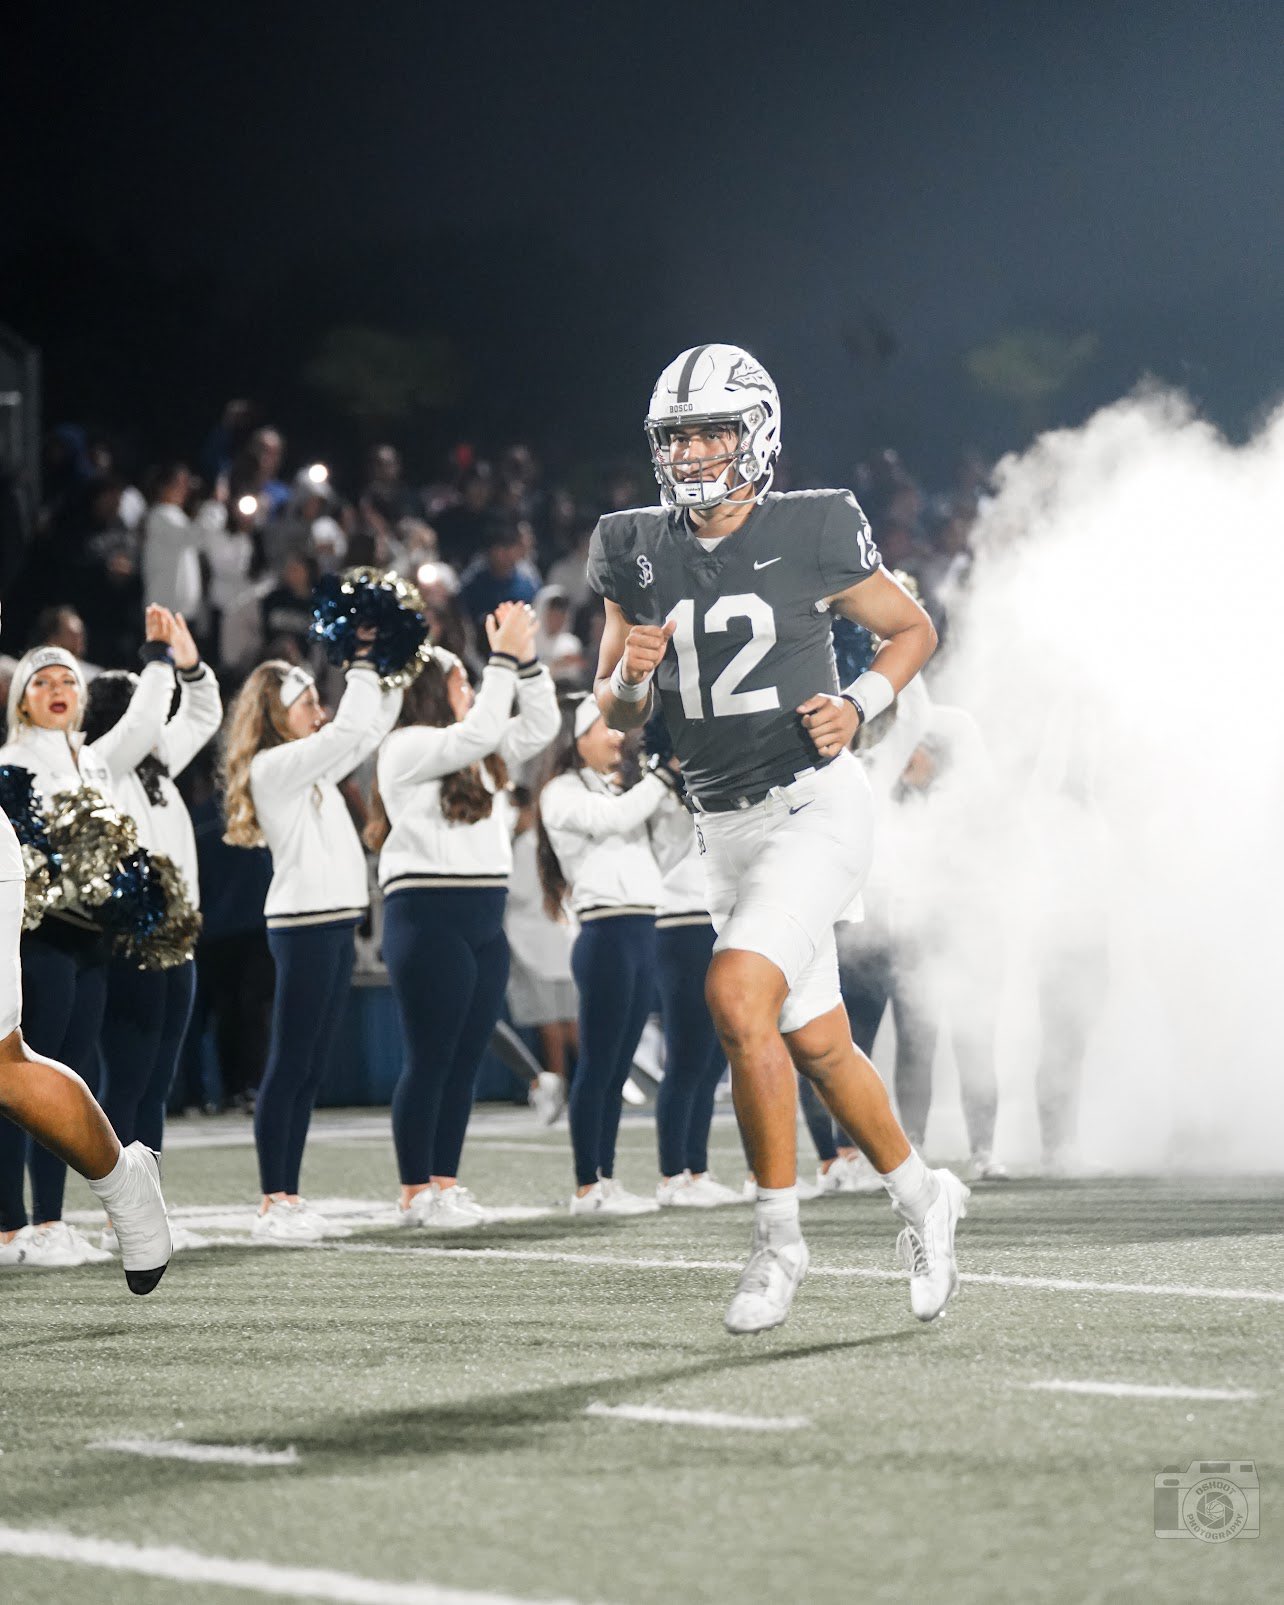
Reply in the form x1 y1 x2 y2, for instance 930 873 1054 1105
573 698 602 740
16 647 84 704
279 666 316 709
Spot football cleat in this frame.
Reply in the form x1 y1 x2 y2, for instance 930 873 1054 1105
96 1143 171 1290
530 1071 566 1126
894 1169 970 1322
724 1228 809 1334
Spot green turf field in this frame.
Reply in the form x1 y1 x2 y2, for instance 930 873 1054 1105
1 1108 1279 1605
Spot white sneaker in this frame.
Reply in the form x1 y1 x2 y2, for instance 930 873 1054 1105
656 1173 693 1206
795 1175 823 1201
895 1168 970 1322
570 1182 606 1216
252 1200 324 1244
598 1178 659 1216
0 1225 36 1266
683 1173 746 1207
427 1185 485 1230
724 1228 810 1334
832 1154 884 1193
621 1077 648 1107
530 1071 566 1126
740 1177 757 1202
18 1221 110 1267
815 1162 846 1194
101 1144 173 1291
291 1201 352 1239
968 1149 1010 1182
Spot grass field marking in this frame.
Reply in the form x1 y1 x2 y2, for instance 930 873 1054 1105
585 1402 810 1431
0 1525 593 1605
327 1242 1284 1304
1024 1380 1259 1402
89 1437 301 1466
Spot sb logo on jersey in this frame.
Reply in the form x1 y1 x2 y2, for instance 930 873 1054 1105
636 554 654 589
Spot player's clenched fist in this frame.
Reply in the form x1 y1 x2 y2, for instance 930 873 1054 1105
619 619 676 685
797 692 860 759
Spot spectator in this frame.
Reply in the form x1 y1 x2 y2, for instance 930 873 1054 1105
234 427 290 520
259 551 319 662
142 462 222 620
361 444 421 526
458 527 539 632
201 480 258 667
29 604 100 680
433 464 494 568
265 469 346 576
544 524 596 614
532 586 585 684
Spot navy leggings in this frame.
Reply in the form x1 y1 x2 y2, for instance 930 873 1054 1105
383 887 509 1185
0 928 108 1231
569 914 656 1188
255 922 355 1196
655 921 726 1176
100 959 196 1151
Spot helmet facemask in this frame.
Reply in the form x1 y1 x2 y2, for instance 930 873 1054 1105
646 404 775 509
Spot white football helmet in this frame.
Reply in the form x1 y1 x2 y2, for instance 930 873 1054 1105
645 343 781 509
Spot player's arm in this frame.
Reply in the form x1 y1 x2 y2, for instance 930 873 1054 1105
798 570 938 760
593 597 675 731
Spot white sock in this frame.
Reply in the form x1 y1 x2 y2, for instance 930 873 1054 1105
85 1146 129 1207
755 1184 801 1245
880 1150 940 1229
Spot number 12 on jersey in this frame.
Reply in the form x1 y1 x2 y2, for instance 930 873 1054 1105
666 594 781 720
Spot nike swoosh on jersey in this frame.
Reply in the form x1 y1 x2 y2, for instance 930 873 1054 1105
788 801 814 816
753 557 783 570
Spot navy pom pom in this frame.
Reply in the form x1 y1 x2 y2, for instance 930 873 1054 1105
97 850 168 942
309 567 432 690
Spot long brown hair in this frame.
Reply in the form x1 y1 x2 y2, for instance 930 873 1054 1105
363 657 508 850
220 661 293 847
534 695 590 921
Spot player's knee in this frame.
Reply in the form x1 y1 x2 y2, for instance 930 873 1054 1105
705 952 785 1050
787 1007 854 1087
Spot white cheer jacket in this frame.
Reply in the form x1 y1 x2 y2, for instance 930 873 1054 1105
0 659 177 926
537 767 675 921
250 664 402 929
376 658 559 895
109 664 223 909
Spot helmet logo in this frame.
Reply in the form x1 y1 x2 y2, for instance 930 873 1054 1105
724 355 770 391
637 554 654 589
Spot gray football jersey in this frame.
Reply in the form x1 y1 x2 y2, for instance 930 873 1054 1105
587 489 881 800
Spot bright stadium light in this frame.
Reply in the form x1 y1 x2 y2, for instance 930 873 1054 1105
236 494 258 517
306 462 329 486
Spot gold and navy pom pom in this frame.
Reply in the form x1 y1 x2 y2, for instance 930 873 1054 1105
120 852 202 971
45 788 140 918
0 765 61 930
309 565 432 690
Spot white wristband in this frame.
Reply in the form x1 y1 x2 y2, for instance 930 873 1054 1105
610 662 652 703
843 669 895 724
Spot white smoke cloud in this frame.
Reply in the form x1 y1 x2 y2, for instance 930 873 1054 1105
926 386 1284 1172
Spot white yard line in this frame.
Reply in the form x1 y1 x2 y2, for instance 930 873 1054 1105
327 1242 1284 1304
585 1402 809 1431
0 1526 590 1605
1024 1380 1258 1402
89 1438 300 1466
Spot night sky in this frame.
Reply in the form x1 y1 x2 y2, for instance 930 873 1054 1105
4 0 1282 485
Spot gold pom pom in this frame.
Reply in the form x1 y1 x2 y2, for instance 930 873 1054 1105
44 788 139 918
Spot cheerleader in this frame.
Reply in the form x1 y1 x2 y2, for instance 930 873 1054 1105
366 601 558 1227
0 606 179 1267
0 806 172 1293
536 697 681 1214
652 819 744 1208
83 609 222 1245
222 641 401 1242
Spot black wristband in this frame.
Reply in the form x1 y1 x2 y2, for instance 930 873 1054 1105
177 661 205 682
518 657 541 677
840 692 865 723
139 641 172 666
488 652 519 672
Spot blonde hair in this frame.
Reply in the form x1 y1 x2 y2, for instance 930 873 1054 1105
220 660 294 847
6 648 86 736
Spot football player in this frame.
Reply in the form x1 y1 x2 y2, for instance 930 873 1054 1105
0 806 172 1292
588 343 969 1332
